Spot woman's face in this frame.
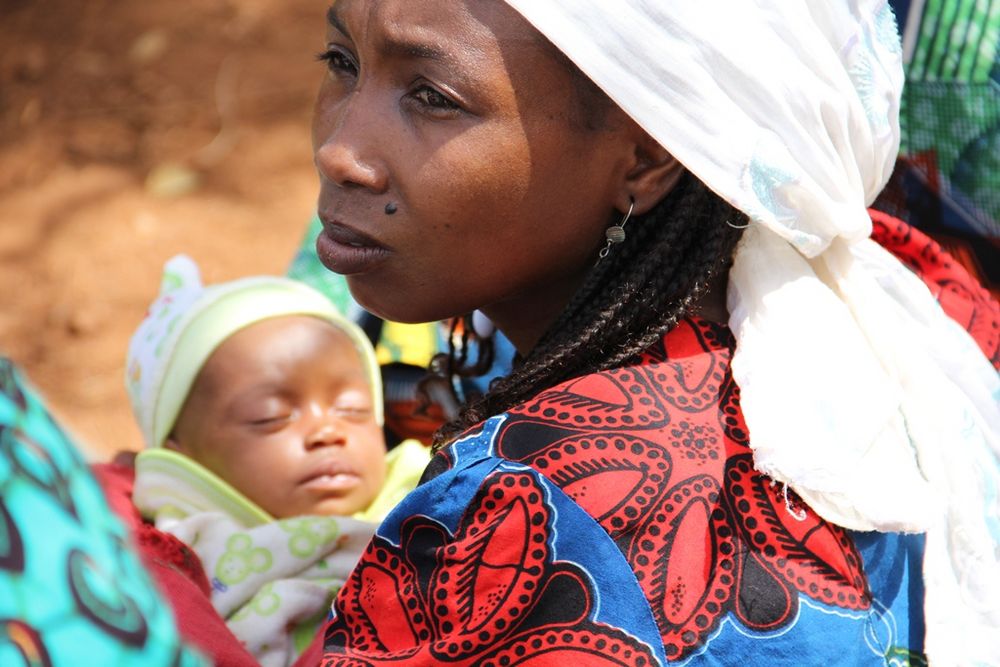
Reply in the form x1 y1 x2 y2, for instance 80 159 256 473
312 0 636 351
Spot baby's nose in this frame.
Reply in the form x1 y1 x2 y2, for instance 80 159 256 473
305 405 347 449
306 422 347 449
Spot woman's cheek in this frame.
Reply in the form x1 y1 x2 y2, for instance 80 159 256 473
437 122 535 209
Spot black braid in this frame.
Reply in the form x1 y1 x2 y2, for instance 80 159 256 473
431 173 747 449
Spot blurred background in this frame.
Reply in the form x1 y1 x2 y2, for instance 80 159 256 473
0 0 326 457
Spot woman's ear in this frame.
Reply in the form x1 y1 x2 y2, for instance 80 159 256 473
619 131 685 215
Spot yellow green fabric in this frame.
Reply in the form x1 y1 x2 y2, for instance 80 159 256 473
374 321 439 369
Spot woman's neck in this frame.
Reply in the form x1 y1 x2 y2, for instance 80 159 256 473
487 270 731 358
690 273 730 325
481 268 592 356
482 293 573 356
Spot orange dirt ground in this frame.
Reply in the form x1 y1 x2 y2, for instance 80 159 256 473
0 0 329 458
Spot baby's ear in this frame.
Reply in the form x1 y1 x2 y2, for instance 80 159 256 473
163 435 185 453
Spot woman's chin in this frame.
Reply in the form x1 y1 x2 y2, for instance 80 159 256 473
345 277 462 326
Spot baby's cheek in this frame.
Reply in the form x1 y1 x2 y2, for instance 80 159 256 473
244 460 298 516
370 444 390 487
358 459 387 507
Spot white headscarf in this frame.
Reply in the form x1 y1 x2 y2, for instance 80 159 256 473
502 1 1000 664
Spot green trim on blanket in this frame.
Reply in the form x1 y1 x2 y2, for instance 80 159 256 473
136 448 273 526
135 439 431 526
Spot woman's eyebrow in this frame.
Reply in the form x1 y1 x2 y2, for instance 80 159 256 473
326 5 351 38
382 38 459 69
326 3 465 70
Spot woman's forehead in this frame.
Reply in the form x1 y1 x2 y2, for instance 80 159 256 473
325 0 570 102
327 0 542 51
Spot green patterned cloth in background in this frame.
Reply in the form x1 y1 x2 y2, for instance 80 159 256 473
0 358 206 666
286 216 358 318
879 0 1000 292
286 216 443 370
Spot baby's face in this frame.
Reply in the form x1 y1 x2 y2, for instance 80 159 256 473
168 315 387 518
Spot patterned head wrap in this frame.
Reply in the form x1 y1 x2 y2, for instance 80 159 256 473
126 255 383 450
501 1 1000 663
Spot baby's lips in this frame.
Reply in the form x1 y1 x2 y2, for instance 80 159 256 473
299 458 360 485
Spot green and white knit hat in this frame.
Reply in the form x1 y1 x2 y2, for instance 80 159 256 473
126 255 383 448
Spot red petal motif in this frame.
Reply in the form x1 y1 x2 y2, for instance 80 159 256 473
630 476 735 659
431 473 550 657
513 369 671 431
480 627 659 667
518 433 672 538
326 470 660 665
333 540 427 658
326 319 883 665
725 455 870 611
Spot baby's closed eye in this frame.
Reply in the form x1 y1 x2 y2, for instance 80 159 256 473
233 397 294 429
332 389 374 421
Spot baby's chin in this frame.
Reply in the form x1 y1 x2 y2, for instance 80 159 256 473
273 491 376 519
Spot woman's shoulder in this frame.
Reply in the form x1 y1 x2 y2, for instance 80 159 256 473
420 316 738 493
496 316 739 454
371 321 922 664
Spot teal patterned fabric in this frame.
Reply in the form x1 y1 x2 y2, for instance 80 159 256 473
0 358 206 666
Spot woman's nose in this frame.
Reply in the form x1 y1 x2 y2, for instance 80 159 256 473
314 93 389 193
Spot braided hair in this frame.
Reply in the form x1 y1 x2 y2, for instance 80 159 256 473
432 172 747 448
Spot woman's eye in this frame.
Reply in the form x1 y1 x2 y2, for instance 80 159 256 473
316 47 358 77
411 85 460 112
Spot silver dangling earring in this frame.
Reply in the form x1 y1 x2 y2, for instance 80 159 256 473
597 197 635 263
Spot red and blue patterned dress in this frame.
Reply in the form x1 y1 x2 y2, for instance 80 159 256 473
321 215 998 666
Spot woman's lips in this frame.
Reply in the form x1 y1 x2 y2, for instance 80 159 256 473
316 220 390 275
